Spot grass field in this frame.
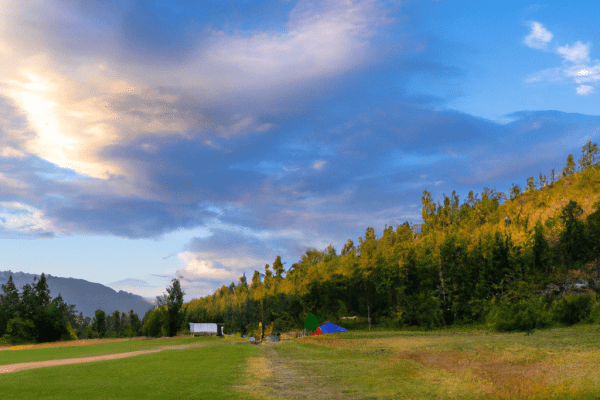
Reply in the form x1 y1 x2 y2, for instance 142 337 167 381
1 327 600 399
0 336 218 366
0 339 259 400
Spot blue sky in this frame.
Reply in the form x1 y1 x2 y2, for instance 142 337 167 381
1 0 599 302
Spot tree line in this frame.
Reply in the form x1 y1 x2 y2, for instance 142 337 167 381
0 273 186 345
179 140 600 335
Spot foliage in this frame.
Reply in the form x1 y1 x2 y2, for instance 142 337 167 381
588 301 600 323
563 153 576 176
0 317 35 345
551 294 595 325
0 273 78 344
93 310 106 338
143 306 170 337
486 296 551 332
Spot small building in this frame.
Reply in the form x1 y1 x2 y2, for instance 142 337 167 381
189 323 224 336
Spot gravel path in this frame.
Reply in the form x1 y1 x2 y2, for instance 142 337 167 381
0 341 221 374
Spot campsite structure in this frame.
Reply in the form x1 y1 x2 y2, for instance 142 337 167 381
315 322 347 335
304 314 347 335
189 323 224 336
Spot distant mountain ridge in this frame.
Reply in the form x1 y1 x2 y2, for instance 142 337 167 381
0 271 154 318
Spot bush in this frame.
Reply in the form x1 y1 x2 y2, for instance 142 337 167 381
143 306 170 337
486 296 551 332
552 294 595 325
1 318 35 345
588 301 600 323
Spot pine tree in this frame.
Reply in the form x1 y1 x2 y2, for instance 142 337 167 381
563 154 576 176
273 256 285 280
0 275 20 337
94 309 106 338
531 221 549 275
558 200 587 268
578 140 599 171
165 279 185 336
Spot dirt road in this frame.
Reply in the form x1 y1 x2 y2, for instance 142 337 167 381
0 341 222 374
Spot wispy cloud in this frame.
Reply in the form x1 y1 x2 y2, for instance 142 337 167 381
557 41 590 64
524 21 553 49
576 85 594 95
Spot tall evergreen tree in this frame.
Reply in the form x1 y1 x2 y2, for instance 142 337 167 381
558 200 587 268
273 256 285 280
531 221 550 275
94 309 106 338
165 278 185 336
128 309 141 337
563 154 576 176
578 140 599 171
0 275 20 337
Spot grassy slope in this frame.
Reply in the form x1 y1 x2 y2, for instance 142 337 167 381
0 337 220 366
490 166 600 244
0 342 260 400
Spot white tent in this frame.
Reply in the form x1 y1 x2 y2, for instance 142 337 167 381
190 323 218 335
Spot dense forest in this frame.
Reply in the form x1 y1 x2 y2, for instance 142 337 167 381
0 273 146 345
180 140 600 336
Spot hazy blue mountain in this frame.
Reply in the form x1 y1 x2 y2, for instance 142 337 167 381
0 270 154 318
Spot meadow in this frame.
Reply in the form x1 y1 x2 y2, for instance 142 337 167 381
1 327 599 399
0 336 216 366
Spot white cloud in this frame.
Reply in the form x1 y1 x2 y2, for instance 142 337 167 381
0 202 55 235
312 160 327 170
557 41 590 64
524 22 553 49
576 85 594 95
563 62 600 83
176 251 240 281
524 25 598 94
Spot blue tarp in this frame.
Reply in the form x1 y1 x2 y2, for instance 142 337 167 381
318 322 347 334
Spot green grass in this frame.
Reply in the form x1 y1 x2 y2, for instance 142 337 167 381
0 336 221 366
2 327 600 399
0 342 260 400
274 341 484 399
286 326 600 399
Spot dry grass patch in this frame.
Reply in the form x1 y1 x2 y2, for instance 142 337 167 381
7 338 135 350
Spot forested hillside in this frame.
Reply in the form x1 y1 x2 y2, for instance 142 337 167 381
181 141 600 335
0 271 153 319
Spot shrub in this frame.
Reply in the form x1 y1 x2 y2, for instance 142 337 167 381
486 296 551 332
1 317 35 345
588 301 600 323
143 306 170 337
552 294 595 325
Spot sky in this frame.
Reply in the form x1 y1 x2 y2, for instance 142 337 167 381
1 0 599 303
